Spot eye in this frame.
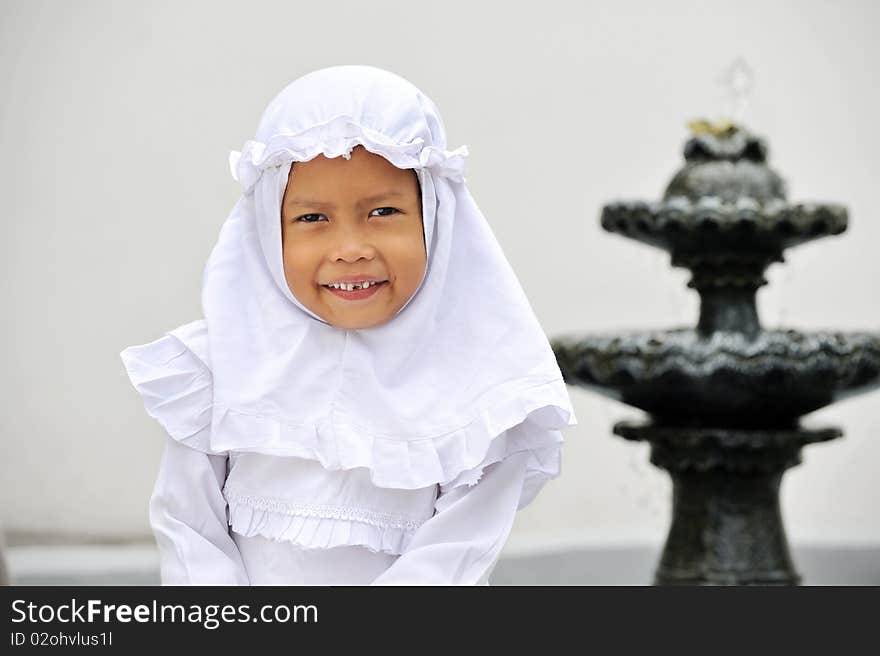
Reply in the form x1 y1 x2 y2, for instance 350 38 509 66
369 207 401 217
295 213 327 223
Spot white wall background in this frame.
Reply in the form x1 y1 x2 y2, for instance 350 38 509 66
1 0 877 551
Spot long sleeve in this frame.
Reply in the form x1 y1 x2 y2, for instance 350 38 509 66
149 434 250 585
370 449 530 586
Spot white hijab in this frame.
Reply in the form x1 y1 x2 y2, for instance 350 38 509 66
125 65 577 493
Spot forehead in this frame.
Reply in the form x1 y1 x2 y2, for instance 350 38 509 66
284 146 419 199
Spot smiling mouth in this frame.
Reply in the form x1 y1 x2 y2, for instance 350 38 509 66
321 280 389 300
322 280 387 290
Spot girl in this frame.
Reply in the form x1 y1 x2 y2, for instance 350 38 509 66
120 65 577 585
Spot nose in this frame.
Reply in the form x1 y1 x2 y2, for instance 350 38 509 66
331 223 378 263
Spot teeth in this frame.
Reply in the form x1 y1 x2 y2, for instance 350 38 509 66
328 281 383 291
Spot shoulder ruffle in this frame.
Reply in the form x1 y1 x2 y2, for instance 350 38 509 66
122 322 577 490
229 115 469 195
224 487 426 556
437 419 564 512
120 320 216 454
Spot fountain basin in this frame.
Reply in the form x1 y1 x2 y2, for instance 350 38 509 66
552 328 880 428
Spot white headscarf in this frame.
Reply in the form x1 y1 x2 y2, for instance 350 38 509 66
123 65 577 494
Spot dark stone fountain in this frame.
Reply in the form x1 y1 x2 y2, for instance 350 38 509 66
551 121 880 585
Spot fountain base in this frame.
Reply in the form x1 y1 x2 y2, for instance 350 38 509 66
614 421 842 585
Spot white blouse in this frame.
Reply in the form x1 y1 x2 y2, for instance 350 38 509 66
150 435 534 585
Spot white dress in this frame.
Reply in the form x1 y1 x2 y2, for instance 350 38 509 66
150 435 533 585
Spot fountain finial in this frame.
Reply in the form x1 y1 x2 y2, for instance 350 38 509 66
686 118 737 137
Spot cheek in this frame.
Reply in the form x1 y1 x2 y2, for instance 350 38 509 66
282 242 315 288
392 236 427 282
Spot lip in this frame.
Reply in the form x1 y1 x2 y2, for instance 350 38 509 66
322 280 389 301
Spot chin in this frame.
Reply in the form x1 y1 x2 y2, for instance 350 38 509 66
337 312 395 330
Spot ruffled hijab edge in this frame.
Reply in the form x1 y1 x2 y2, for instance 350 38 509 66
120 318 576 492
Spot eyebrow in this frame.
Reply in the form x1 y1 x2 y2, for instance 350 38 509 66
286 191 409 209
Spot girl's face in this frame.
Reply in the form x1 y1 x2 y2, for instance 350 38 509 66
281 145 426 329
